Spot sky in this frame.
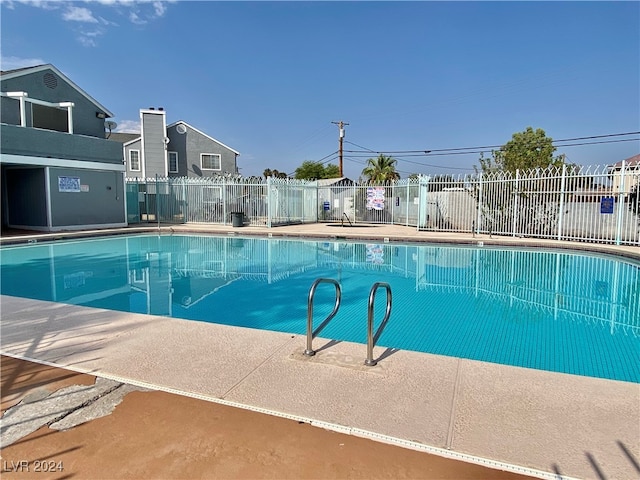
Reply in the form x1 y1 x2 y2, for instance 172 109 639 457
1 0 639 180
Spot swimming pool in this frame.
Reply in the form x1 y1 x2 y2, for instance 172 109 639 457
1 234 638 382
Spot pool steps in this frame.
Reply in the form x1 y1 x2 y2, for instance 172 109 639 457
304 278 393 367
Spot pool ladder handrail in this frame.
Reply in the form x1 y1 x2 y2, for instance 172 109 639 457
365 282 392 366
304 278 342 356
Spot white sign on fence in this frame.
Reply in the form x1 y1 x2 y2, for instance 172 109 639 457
367 187 385 210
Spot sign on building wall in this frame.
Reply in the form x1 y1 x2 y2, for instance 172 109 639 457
58 176 81 193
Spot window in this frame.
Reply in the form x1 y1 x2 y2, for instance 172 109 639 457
129 150 140 171
168 151 178 173
201 153 221 170
32 103 69 133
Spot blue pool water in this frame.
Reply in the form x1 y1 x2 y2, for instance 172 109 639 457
1 234 638 382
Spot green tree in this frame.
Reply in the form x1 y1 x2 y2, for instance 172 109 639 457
263 168 288 178
294 161 340 180
361 154 400 184
324 164 341 178
477 127 563 174
473 128 573 237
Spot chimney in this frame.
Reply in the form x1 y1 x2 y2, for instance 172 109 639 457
140 107 166 177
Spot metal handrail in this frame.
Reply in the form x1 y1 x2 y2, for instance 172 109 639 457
304 278 342 356
365 282 392 366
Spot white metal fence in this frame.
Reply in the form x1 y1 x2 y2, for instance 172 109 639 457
126 162 640 246
126 176 317 227
418 163 639 245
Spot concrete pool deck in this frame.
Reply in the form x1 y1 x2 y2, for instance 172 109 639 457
1 224 639 479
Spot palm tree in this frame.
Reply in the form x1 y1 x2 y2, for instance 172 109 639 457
361 154 400 184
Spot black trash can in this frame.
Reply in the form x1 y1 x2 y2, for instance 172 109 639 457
231 212 244 227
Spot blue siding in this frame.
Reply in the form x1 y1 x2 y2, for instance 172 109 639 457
1 68 107 138
167 123 237 178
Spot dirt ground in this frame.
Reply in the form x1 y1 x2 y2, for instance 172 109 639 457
1 356 534 480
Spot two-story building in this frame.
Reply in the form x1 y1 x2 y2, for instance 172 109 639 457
1 64 126 232
610 153 640 193
110 108 240 179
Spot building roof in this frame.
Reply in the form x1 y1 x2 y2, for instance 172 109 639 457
610 153 640 169
0 65 44 75
316 177 354 186
1 64 114 118
108 132 141 144
167 121 240 155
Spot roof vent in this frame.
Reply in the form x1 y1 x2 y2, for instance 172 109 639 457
43 73 57 89
158 107 164 111
149 107 155 110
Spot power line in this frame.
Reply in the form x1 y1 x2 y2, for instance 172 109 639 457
343 131 640 156
554 131 640 142
344 140 377 153
286 123 334 156
345 137 639 159
548 138 639 148
286 150 339 177
346 137 638 157
343 134 639 176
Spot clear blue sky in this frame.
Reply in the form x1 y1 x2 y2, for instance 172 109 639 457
1 1 639 179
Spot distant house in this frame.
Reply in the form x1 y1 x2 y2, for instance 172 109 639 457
0 64 126 232
315 177 355 188
609 153 640 193
316 177 356 221
111 108 240 179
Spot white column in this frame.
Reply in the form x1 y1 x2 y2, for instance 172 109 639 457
557 163 567 240
44 167 52 229
615 160 626 245
476 173 483 234
19 95 27 127
512 169 520 237
60 102 74 133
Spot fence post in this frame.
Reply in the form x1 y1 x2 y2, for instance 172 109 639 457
181 178 187 223
353 182 357 224
512 169 520 237
287 179 292 224
390 183 395 225
406 180 411 226
557 163 567 241
615 159 626 245
222 176 227 226
476 173 483 235
134 178 141 224
267 176 273 228
155 174 160 229
417 175 429 230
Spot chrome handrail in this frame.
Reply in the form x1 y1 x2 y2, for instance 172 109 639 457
365 282 392 366
304 278 342 356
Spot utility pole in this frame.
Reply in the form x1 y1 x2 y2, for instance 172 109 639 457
332 120 349 177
